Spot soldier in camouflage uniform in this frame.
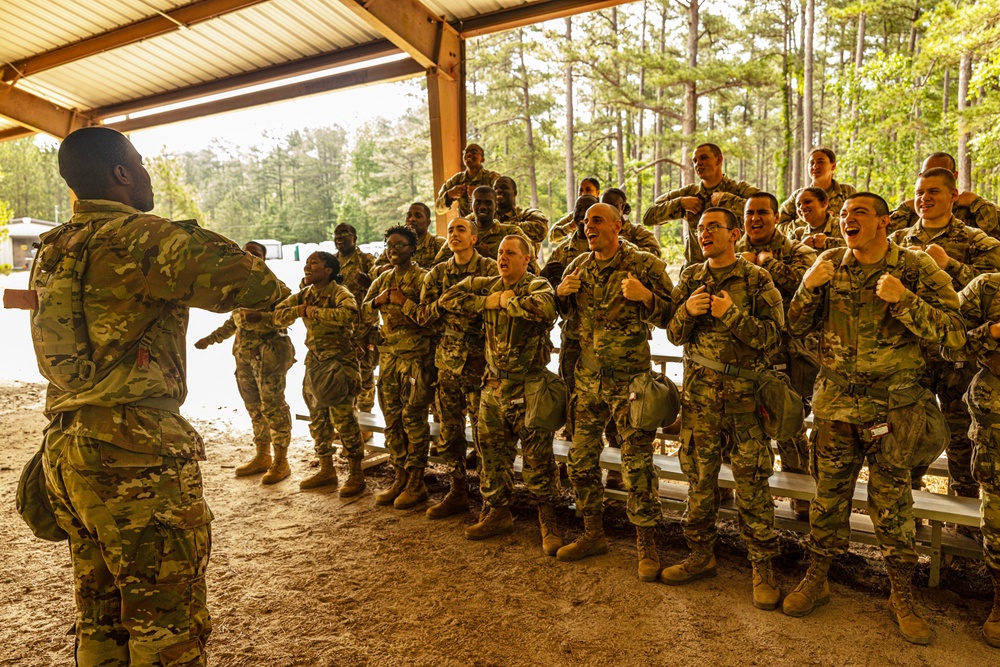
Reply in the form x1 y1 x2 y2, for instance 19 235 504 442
777 147 857 229
493 175 549 246
889 152 1000 238
642 143 759 268
194 241 295 484
433 186 537 270
555 203 676 581
435 143 501 218
374 203 446 273
548 176 601 245
784 193 966 645
890 168 1000 498
600 188 662 255
439 235 562 553
948 273 1000 648
275 252 369 495
39 127 284 666
362 226 437 509
789 187 846 251
334 223 379 418
663 207 784 606
737 193 817 520
415 217 498 519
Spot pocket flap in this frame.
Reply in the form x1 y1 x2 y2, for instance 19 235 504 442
154 499 214 530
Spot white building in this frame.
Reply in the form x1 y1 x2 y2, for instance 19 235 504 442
1 218 58 270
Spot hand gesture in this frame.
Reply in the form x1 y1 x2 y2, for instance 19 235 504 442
375 288 393 307
448 184 467 200
498 290 515 308
388 287 407 306
803 259 835 290
557 267 582 297
990 322 1000 340
756 251 773 265
298 303 309 318
804 233 827 250
956 191 977 208
924 243 950 270
194 337 211 350
876 274 906 303
741 251 758 264
243 310 264 324
355 271 373 291
484 291 503 310
685 285 711 316
680 196 703 216
710 192 724 206
621 272 652 303
710 290 733 318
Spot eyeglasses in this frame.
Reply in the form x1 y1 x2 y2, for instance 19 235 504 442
385 242 413 250
696 224 732 235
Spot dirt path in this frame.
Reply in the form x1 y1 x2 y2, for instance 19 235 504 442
1 380 996 666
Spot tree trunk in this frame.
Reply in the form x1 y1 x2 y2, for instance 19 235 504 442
517 29 539 207
957 51 973 191
908 1 921 55
943 69 950 114
682 0 699 186
804 0 815 167
780 0 793 198
564 17 575 210
636 0 648 221
850 12 866 182
653 6 667 199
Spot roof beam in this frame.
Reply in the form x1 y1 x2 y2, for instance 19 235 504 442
1 0 268 82
103 58 424 133
0 83 91 138
335 0 461 80
454 0 635 38
91 39 400 120
0 126 38 143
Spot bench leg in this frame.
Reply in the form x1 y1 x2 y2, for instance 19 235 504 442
929 521 942 588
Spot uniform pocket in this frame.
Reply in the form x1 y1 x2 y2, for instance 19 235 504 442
158 638 204 667
151 499 213 586
972 429 1000 494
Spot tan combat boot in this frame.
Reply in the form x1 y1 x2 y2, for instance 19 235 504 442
261 445 291 485
394 467 428 509
338 458 366 498
752 560 781 610
375 466 407 505
782 555 832 617
636 526 661 582
464 505 514 540
426 475 469 519
660 548 717 585
236 442 272 477
537 502 563 557
556 513 609 562
985 568 1000 648
299 455 338 490
887 562 933 645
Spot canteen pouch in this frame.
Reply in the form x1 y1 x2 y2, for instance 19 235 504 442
16 444 69 542
259 334 296 376
305 356 352 408
627 371 680 431
524 369 569 432
882 385 949 469
755 369 805 441
406 356 437 409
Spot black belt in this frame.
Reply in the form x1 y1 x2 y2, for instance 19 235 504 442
578 351 637 382
487 362 526 382
818 367 890 400
687 353 760 382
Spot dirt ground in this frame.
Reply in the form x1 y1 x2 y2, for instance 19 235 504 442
1 379 997 667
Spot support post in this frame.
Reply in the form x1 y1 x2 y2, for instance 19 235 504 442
427 41 465 237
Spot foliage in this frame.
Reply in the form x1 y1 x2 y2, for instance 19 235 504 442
0 197 11 275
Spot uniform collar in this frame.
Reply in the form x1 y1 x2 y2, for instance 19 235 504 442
697 174 733 197
73 199 142 215
447 249 485 274
840 241 901 269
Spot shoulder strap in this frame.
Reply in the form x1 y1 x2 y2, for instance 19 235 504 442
982 276 999 321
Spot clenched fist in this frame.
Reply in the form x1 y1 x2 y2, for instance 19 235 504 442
803 259 835 290
685 285 711 316
876 273 906 303
924 243 950 270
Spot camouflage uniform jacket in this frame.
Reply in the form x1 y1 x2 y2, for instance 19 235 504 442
439 273 557 378
642 175 760 266
548 211 575 244
735 231 817 305
789 212 846 249
559 243 676 389
415 251 499 374
778 180 857 227
889 196 1000 238
889 215 1000 292
200 280 293 354
374 232 446 272
787 242 966 424
948 274 1000 428
668 257 785 414
435 167 502 217
48 199 283 460
545 231 590 340
497 205 549 245
432 221 537 269
274 281 358 362
338 248 377 336
621 220 662 254
362 264 434 358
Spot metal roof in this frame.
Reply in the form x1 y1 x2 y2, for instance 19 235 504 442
0 0 630 140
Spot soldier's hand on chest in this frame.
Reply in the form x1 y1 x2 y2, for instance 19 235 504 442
741 251 758 265
757 251 773 265
989 322 1000 340
924 243 950 270
484 291 503 310
621 272 652 304
804 233 826 249
356 271 373 291
388 287 407 306
680 196 703 215
803 259 835 289
710 290 734 318
499 290 516 308
244 310 264 324
685 285 712 316
876 274 906 303
557 267 581 297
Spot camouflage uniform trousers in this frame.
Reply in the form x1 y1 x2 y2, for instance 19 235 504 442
558 336 621 446
478 378 559 508
43 423 211 667
912 359 977 496
807 418 918 566
435 357 485 478
972 426 1000 571
772 344 810 476
570 377 660 527
356 327 379 413
234 349 292 451
303 378 365 461
679 391 779 561
378 351 434 470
